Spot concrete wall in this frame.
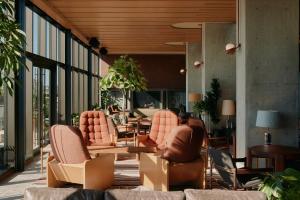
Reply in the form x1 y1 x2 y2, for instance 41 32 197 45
202 23 236 127
202 23 236 99
236 0 299 157
186 43 202 112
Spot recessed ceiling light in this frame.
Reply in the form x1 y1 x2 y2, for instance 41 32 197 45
165 42 186 46
171 22 202 29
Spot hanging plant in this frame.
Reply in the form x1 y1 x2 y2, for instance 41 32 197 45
0 0 26 95
193 78 221 124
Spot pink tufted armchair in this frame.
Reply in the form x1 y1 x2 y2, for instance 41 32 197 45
79 111 116 147
137 110 178 150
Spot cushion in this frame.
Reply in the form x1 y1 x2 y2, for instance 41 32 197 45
188 118 208 148
149 110 178 148
50 125 91 164
80 111 112 146
161 124 204 163
184 189 267 200
24 187 105 200
105 189 185 200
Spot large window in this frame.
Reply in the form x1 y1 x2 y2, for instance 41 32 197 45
32 67 51 149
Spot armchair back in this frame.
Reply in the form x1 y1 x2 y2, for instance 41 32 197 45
80 111 113 146
50 125 91 164
149 110 178 149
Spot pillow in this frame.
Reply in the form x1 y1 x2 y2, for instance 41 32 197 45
161 125 204 163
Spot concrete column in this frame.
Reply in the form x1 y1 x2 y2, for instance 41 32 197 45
202 23 236 127
186 43 202 112
236 0 299 157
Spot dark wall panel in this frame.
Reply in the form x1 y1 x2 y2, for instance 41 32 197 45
102 54 186 90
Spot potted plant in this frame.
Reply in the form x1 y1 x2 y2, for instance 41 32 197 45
0 0 26 95
259 168 300 200
99 55 147 116
71 113 80 127
193 78 221 133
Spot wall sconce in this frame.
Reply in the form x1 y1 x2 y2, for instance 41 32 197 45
179 68 186 75
194 61 204 68
225 0 241 55
225 43 241 54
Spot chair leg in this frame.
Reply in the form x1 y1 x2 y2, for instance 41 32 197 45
47 157 64 188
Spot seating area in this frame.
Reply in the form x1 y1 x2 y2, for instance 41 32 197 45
1 0 300 199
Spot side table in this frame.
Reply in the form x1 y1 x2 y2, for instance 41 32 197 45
247 144 300 172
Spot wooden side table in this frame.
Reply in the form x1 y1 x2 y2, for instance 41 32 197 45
247 144 300 172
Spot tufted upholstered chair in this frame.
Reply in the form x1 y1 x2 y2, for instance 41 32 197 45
47 125 114 189
79 111 116 146
140 119 205 191
137 110 178 149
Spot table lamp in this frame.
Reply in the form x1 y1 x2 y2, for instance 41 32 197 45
188 92 202 118
221 100 235 129
188 92 202 102
256 110 279 145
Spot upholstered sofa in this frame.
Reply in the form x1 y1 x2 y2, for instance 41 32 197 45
24 188 267 200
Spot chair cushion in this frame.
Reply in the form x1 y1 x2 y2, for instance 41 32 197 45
187 118 208 148
149 110 178 149
161 124 204 163
50 125 91 164
105 189 185 200
184 189 267 200
80 111 112 146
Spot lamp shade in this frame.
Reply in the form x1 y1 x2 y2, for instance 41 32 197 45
256 110 280 129
188 93 201 102
222 100 235 116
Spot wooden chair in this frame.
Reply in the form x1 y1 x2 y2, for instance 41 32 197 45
47 125 115 190
140 122 205 191
208 148 273 190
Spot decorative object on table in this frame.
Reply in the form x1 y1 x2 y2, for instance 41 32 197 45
99 55 147 116
256 110 280 145
193 79 221 132
221 100 235 129
259 168 300 200
0 0 26 95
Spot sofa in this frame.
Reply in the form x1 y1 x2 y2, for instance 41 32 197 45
24 188 267 200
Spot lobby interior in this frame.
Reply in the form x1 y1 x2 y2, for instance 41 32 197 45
0 0 300 199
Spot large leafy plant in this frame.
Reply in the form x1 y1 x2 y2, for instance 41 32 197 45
0 0 26 95
259 168 300 200
99 55 147 112
193 78 221 124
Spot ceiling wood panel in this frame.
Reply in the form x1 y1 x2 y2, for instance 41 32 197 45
46 0 236 54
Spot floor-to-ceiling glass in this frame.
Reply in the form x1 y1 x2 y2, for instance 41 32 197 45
0 90 6 172
32 67 50 150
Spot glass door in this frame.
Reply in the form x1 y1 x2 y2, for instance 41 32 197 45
32 67 51 150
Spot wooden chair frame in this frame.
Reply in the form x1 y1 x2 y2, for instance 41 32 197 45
139 153 204 191
47 153 115 190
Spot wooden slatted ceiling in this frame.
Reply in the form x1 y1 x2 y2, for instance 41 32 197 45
46 0 236 54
